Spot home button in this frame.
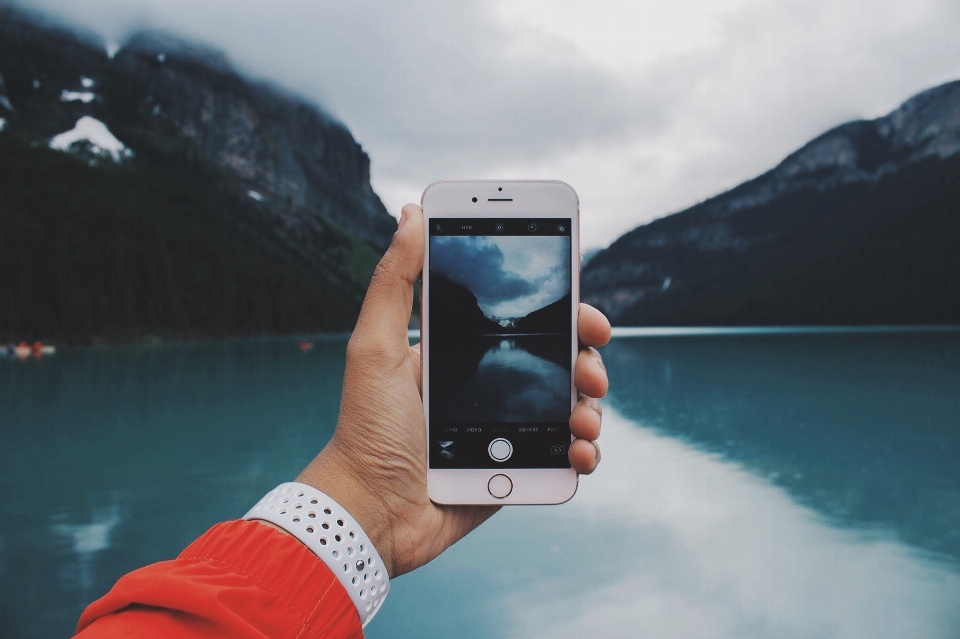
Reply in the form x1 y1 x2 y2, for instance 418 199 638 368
487 474 513 499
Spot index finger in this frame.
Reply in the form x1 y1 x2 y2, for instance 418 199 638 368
578 303 611 348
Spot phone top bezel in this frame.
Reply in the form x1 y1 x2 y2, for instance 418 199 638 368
420 180 580 505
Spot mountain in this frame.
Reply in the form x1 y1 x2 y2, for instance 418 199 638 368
513 294 571 334
0 6 396 342
583 80 960 326
428 272 501 338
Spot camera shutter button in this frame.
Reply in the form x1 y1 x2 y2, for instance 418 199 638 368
488 438 513 462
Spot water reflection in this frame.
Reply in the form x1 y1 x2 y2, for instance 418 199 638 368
51 504 121 594
602 332 960 562
509 409 960 639
430 335 570 423
0 338 347 638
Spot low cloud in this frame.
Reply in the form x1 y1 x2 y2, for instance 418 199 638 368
16 0 960 249
431 236 536 309
431 235 567 318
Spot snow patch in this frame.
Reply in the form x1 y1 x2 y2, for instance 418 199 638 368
157 53 166 63
662 277 672 291
80 76 95 89
32 79 41 89
105 41 120 59
60 90 96 104
50 116 133 162
0 118 6 132
247 190 264 202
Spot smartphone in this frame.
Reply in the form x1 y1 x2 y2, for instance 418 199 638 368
421 180 580 505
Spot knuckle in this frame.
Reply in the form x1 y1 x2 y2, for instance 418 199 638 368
371 250 399 285
589 347 606 369
346 330 388 362
586 396 603 418
346 328 402 372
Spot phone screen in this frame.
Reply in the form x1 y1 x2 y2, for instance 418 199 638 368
428 217 573 469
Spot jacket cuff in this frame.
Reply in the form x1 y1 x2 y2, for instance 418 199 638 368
180 519 362 635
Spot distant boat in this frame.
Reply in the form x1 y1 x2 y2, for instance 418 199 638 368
299 341 314 352
32 341 56 357
7 341 57 359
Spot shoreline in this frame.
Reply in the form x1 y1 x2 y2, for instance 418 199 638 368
8 323 960 349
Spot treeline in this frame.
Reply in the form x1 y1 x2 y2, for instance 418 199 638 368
588 153 960 326
0 136 380 343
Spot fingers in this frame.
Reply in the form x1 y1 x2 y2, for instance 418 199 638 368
570 316 607 476
570 394 601 441
349 204 424 363
569 438 601 474
570 394 601 474
574 347 608 398
578 304 611 348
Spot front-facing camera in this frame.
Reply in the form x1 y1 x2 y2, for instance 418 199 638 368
472 197 478 202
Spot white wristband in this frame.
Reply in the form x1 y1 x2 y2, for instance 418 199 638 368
243 482 390 628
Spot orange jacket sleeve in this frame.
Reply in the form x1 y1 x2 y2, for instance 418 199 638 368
74 519 364 639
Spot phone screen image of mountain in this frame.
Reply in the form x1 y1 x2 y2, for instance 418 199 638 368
429 228 572 469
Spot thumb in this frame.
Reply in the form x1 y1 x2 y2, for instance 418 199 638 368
350 203 424 359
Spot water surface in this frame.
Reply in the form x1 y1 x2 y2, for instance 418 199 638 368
1 329 959 638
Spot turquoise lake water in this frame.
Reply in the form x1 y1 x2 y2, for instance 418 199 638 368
2 329 960 638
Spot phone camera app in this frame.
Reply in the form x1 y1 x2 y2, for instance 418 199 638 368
429 217 572 471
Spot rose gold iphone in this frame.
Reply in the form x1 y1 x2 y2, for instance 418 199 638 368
421 180 580 504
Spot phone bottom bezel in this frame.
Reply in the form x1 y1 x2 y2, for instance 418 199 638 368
427 467 579 505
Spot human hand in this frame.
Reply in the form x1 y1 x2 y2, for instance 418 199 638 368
296 203 611 578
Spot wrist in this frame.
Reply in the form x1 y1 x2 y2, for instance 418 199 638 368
296 446 396 578
244 482 390 626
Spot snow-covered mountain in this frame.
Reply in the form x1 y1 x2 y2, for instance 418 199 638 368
0 6 395 342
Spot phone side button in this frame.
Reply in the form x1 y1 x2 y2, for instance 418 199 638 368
487 474 513 499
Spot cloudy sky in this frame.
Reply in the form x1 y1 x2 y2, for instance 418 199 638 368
431 235 569 318
16 0 960 249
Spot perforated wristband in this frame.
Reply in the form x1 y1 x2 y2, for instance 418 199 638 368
243 482 389 627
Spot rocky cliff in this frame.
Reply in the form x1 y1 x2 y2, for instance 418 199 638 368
583 80 960 326
0 6 396 341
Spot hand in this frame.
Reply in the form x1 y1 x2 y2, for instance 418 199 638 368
296 204 611 578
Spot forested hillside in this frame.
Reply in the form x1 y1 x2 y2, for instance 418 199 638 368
0 7 392 342
583 80 960 326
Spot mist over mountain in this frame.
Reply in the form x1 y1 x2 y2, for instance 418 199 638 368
583 80 960 326
0 6 395 342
